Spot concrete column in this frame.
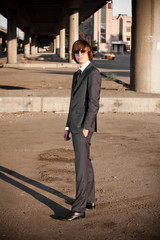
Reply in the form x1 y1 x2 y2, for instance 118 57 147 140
38 47 43 53
35 37 38 54
120 45 124 54
0 37 2 57
115 45 118 53
69 9 79 63
7 10 17 64
35 45 38 54
54 38 56 54
131 0 160 93
60 28 65 59
50 41 54 52
31 35 36 56
56 35 60 55
24 28 30 58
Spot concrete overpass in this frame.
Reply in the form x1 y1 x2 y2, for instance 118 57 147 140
0 0 107 61
0 0 160 94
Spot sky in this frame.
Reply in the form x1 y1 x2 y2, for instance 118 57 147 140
113 0 132 17
0 0 132 30
0 14 7 29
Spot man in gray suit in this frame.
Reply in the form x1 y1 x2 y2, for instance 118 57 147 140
63 40 101 221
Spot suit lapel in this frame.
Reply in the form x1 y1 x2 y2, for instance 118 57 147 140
73 63 93 95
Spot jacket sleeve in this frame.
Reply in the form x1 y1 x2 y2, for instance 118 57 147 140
65 73 76 128
83 68 101 130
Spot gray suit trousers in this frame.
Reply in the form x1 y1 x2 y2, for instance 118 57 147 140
71 131 95 213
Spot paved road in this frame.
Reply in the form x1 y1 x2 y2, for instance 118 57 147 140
0 52 130 70
93 54 130 70
0 52 131 86
93 54 130 83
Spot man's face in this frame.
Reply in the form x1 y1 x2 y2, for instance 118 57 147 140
74 49 89 66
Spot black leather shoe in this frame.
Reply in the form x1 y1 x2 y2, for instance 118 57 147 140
60 211 85 221
86 203 95 209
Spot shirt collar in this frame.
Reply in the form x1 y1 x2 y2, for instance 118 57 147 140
79 61 90 73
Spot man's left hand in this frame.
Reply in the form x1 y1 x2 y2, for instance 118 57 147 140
82 129 89 137
64 130 71 141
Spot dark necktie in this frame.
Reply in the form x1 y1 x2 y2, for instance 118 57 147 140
77 69 82 79
75 69 82 86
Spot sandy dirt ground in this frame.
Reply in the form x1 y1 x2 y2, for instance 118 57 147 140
0 67 159 99
0 66 126 98
0 111 160 240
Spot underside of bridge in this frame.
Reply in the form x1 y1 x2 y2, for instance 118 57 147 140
0 0 106 39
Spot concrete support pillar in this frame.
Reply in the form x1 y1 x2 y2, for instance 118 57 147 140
115 45 118 53
50 41 54 52
35 37 38 54
7 10 17 64
24 28 30 58
131 0 160 93
0 37 2 57
31 35 36 56
54 38 56 54
35 45 38 54
56 35 60 55
69 9 79 63
38 47 43 53
60 28 65 59
120 45 124 54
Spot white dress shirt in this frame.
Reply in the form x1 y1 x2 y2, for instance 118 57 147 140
79 60 90 73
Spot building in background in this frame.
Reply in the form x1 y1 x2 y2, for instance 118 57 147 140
80 0 132 54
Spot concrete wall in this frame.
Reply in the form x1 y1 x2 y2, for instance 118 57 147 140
0 97 160 113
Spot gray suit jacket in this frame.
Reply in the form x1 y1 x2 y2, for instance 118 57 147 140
66 62 101 133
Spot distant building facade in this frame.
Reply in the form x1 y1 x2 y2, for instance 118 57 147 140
79 0 132 53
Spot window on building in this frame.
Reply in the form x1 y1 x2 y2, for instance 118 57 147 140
108 3 112 9
126 36 130 41
127 27 131 32
127 21 131 23
119 18 123 41
101 5 106 43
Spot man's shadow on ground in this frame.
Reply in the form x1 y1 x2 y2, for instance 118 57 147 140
0 166 73 219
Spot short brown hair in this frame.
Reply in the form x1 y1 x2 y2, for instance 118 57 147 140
72 40 93 63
